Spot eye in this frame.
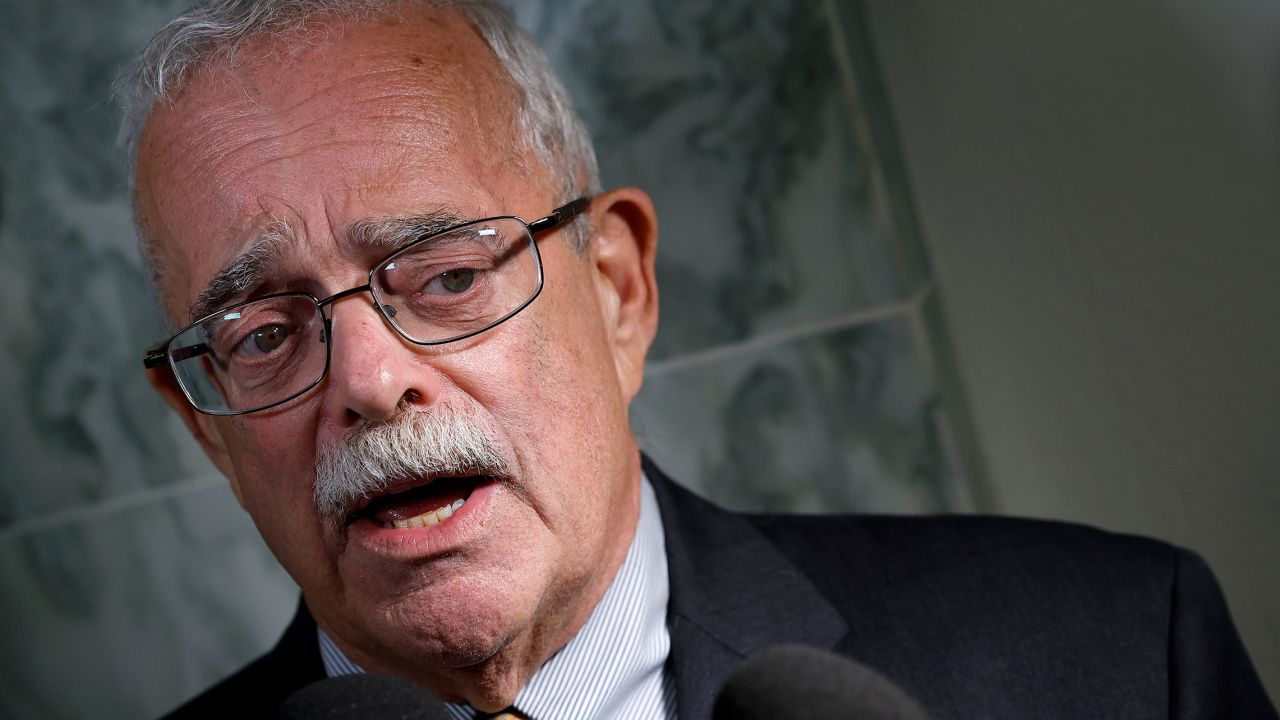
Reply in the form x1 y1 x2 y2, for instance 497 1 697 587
238 323 292 357
426 268 477 295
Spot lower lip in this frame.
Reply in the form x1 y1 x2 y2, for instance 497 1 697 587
345 478 501 556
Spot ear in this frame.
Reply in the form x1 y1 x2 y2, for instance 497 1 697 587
146 366 246 506
587 188 659 403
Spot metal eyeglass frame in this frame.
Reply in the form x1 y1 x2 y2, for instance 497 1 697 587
143 196 592 416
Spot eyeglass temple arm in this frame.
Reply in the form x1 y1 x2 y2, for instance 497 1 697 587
527 196 591 234
144 342 211 369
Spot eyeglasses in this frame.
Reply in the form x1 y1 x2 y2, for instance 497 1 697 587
143 197 591 416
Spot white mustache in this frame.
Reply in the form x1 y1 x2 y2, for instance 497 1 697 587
313 404 510 524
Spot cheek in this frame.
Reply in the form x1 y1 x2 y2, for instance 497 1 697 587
496 304 616 432
223 414 320 515
505 296 627 498
449 289 621 475
219 413 341 587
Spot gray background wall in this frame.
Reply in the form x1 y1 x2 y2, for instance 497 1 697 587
0 0 1275 717
862 0 1280 697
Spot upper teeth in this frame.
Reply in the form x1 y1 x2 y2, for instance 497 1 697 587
388 498 465 529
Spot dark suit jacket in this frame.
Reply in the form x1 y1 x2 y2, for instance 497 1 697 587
162 458 1277 718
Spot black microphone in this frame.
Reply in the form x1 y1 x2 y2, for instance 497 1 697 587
713 644 929 720
277 673 452 719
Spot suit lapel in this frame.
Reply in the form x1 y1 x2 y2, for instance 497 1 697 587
645 457 848 720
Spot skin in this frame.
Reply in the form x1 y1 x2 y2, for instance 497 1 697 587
136 8 659 711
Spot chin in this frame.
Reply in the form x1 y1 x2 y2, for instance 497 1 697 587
347 569 541 672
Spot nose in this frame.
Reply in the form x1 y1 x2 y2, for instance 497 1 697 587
320 294 443 427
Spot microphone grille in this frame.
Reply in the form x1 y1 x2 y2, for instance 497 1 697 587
713 644 928 720
277 673 452 719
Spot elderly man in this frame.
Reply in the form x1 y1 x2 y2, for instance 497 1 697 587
126 1 1274 718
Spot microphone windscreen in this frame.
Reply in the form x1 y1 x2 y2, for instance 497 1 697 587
713 644 929 720
277 673 452 719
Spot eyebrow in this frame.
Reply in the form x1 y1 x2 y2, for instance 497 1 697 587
189 220 295 322
188 208 471 322
346 209 470 256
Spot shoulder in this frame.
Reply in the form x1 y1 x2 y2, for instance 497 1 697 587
745 510 1205 631
159 600 324 720
750 510 1183 588
646 458 1199 610
746 513 1276 716
645 456 1185 606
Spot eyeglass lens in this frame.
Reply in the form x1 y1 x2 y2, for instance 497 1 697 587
371 217 540 344
165 217 541 414
168 294 329 414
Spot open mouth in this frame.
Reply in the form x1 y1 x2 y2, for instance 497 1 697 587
349 475 488 529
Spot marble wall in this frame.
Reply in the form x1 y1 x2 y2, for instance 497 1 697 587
0 1 980 717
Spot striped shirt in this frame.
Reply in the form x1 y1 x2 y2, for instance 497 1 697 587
319 475 676 720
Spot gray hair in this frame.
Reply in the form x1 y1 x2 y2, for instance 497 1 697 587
115 0 599 288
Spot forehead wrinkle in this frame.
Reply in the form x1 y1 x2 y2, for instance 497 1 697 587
209 98 458 193
171 72 460 185
271 67 443 115
250 76 450 127
217 136 450 198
